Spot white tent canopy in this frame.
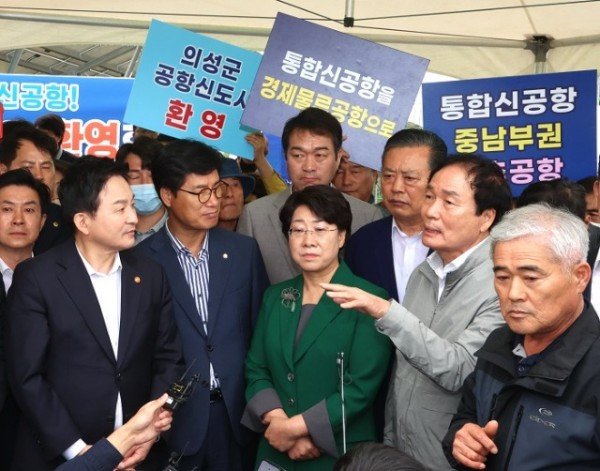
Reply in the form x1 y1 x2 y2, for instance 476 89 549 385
0 1 599 79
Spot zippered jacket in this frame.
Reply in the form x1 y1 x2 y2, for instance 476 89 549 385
443 303 600 470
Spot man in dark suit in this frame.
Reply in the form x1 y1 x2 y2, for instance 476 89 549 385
137 139 268 471
0 169 51 469
345 129 447 303
0 123 71 254
4 157 183 471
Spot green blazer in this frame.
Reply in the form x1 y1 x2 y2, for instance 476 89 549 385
245 261 392 471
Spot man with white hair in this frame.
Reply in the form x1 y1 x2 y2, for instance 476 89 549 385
443 203 600 470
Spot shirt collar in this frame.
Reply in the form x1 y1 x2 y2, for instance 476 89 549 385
427 237 489 280
0 256 13 277
391 218 423 241
75 245 122 277
135 210 168 237
165 223 209 261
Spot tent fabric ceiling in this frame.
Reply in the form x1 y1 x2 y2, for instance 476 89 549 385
0 0 599 79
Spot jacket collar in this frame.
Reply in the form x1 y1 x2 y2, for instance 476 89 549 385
477 302 600 397
419 238 492 293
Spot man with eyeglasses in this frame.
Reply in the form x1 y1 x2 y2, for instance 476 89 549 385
136 139 269 471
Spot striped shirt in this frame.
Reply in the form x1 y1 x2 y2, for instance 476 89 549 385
165 224 219 389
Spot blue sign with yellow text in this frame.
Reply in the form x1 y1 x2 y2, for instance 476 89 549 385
241 13 429 171
423 70 597 196
125 20 261 159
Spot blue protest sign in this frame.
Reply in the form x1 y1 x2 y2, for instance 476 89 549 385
241 13 429 171
0 74 134 157
125 20 261 158
423 70 597 196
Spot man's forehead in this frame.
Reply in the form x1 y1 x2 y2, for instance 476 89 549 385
0 184 41 204
289 129 334 148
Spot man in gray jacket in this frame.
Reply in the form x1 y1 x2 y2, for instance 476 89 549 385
324 155 512 470
237 107 385 284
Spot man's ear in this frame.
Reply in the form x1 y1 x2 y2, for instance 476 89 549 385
0 163 8 175
159 188 174 209
73 212 90 235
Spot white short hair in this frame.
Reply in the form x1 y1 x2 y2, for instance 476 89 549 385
490 203 588 268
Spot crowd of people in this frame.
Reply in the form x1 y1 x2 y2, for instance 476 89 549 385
0 107 599 471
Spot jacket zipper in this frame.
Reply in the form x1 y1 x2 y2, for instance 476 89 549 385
503 405 524 471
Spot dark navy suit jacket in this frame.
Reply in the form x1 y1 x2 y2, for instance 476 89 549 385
585 224 600 300
136 227 269 455
345 216 398 301
4 240 183 470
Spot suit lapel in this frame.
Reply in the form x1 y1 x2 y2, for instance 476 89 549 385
378 218 397 299
207 230 231 339
56 241 116 364
150 229 206 338
269 190 298 276
117 253 143 366
279 276 303 372
293 263 351 364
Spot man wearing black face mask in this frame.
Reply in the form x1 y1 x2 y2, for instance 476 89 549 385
115 137 167 245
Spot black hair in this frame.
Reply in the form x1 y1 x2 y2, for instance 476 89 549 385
279 185 352 246
0 168 51 215
334 442 426 471
0 124 58 167
151 139 223 195
34 113 66 141
382 128 447 171
115 136 163 169
58 156 128 230
577 176 596 194
281 107 343 154
517 178 587 222
430 154 512 228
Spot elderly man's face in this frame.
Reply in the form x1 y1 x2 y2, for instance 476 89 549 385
422 164 494 264
493 236 589 344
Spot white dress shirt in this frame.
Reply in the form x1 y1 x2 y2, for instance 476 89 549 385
426 237 489 301
391 220 429 303
63 247 123 460
0 256 15 292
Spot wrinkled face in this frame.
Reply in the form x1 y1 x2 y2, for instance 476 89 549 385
0 185 46 253
288 205 345 276
381 146 431 228
422 164 494 264
161 171 222 232
286 129 340 191
76 176 137 251
124 153 153 186
7 139 55 189
333 156 377 202
219 177 245 223
493 236 589 343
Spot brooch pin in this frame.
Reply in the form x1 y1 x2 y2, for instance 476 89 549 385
281 287 300 312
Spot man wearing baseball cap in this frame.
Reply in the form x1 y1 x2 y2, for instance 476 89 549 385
218 158 255 231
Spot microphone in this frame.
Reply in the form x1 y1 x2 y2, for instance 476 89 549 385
337 352 347 454
164 359 200 412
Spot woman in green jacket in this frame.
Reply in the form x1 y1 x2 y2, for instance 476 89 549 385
243 185 392 470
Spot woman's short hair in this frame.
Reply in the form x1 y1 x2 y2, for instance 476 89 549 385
279 185 352 245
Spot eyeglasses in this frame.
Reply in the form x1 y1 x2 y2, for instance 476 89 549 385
288 227 338 238
178 181 228 203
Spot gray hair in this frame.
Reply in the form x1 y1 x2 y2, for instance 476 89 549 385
490 203 588 268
